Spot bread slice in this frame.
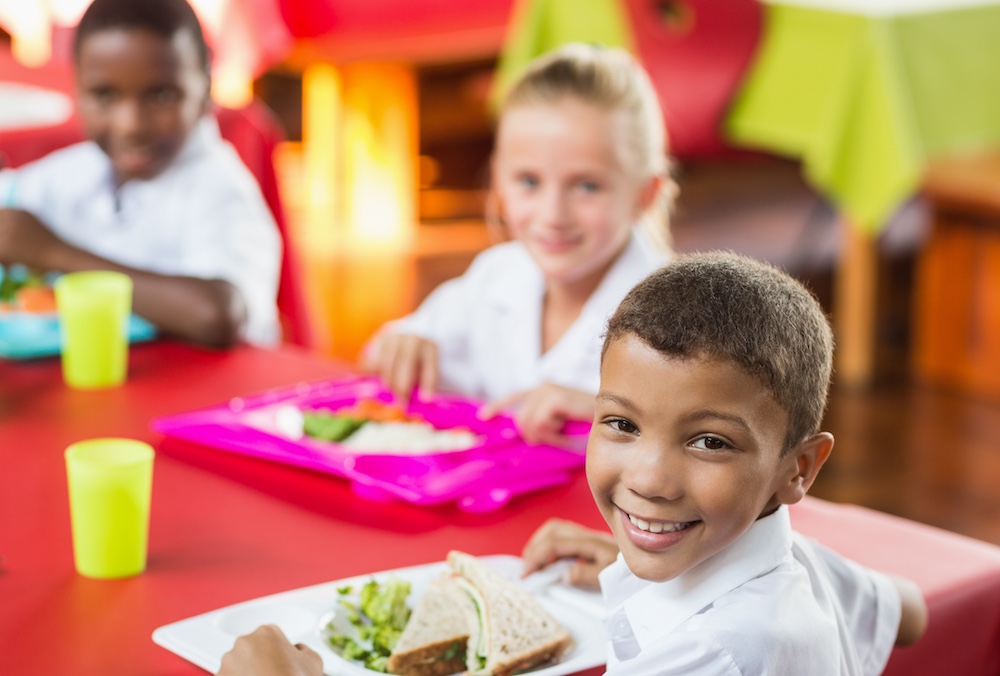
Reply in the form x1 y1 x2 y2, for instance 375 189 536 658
447 551 573 676
387 576 472 676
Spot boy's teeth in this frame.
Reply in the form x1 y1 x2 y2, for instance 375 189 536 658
628 514 690 533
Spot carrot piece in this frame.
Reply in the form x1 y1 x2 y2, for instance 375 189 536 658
16 286 57 313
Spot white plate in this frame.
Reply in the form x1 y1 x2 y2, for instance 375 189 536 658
152 555 606 675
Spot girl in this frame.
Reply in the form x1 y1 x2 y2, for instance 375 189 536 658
364 43 674 447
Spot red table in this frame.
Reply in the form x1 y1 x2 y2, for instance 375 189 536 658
2 341 1000 675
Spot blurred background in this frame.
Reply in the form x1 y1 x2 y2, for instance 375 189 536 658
3 0 1000 543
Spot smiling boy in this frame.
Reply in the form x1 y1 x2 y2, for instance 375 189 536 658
0 0 280 347
523 251 927 674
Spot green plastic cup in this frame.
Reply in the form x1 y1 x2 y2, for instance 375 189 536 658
54 271 132 389
65 438 154 579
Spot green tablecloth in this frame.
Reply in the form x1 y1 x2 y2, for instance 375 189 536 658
490 0 633 108
726 1 1000 233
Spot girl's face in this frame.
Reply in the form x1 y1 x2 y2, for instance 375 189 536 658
493 99 657 290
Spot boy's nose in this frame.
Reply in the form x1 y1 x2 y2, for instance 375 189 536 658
622 446 684 501
111 99 146 136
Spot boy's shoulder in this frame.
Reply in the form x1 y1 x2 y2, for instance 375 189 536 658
11 140 107 179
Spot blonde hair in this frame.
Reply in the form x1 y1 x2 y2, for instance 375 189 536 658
489 43 674 252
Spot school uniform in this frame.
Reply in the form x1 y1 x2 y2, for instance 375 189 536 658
0 117 281 345
388 230 667 402
598 506 901 675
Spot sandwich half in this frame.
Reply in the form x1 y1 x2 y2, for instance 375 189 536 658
447 550 573 676
386 575 472 676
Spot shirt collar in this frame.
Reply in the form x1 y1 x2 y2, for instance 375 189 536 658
579 229 664 320
600 506 794 647
482 228 660 312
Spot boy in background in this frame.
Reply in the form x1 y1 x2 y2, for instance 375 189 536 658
218 252 926 675
0 0 280 347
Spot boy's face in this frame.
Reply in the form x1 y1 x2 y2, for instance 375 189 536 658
76 27 209 184
587 335 804 583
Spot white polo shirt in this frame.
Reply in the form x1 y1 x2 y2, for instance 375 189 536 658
0 117 281 345
386 230 667 402
598 506 901 675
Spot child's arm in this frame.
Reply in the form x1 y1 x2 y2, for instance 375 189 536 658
0 208 246 347
521 518 619 590
480 383 595 447
890 574 928 646
217 625 322 676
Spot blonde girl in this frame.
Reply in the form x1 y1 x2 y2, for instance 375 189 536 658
365 43 674 447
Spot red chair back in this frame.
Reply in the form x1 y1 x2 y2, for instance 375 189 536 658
215 102 312 347
623 0 762 159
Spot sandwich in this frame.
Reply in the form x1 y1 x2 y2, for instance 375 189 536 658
386 576 472 676
387 551 573 676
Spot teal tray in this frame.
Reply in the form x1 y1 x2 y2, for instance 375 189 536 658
0 313 157 360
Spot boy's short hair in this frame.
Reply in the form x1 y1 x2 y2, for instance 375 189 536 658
73 0 210 77
604 252 834 454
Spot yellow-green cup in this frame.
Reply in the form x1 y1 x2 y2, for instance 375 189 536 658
65 438 154 579
54 271 132 389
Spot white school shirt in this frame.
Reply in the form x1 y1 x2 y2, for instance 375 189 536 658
598 507 901 676
0 117 281 345
387 230 667 402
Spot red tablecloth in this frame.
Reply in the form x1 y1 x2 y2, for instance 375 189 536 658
1 341 999 675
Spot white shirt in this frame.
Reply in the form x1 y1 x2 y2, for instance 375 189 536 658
0 117 281 345
598 507 901 675
387 230 667 402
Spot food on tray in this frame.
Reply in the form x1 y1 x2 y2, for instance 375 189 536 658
277 398 485 454
0 266 57 314
387 551 573 676
325 576 413 673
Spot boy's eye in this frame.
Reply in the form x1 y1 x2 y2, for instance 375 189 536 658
516 174 539 189
602 417 638 435
690 436 731 452
576 180 600 193
146 88 181 107
88 88 117 105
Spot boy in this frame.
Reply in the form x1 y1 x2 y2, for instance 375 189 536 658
521 251 927 673
216 253 927 675
0 0 280 347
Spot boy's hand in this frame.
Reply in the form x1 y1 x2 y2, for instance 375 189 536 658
362 333 440 402
0 209 67 269
480 383 594 447
521 518 619 590
217 625 323 676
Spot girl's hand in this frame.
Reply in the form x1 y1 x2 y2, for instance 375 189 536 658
480 382 594 447
362 333 440 402
521 518 619 590
217 625 323 676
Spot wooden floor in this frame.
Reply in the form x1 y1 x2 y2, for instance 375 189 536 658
815 379 1000 545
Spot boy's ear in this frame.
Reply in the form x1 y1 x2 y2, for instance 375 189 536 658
775 432 834 505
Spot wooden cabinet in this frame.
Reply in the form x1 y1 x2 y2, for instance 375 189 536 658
913 152 1000 398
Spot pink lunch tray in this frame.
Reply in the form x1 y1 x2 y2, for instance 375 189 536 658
151 376 590 513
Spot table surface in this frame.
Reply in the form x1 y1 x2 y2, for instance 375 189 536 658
4 340 1000 675
0 341 610 675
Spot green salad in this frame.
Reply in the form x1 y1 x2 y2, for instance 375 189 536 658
325 577 412 672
